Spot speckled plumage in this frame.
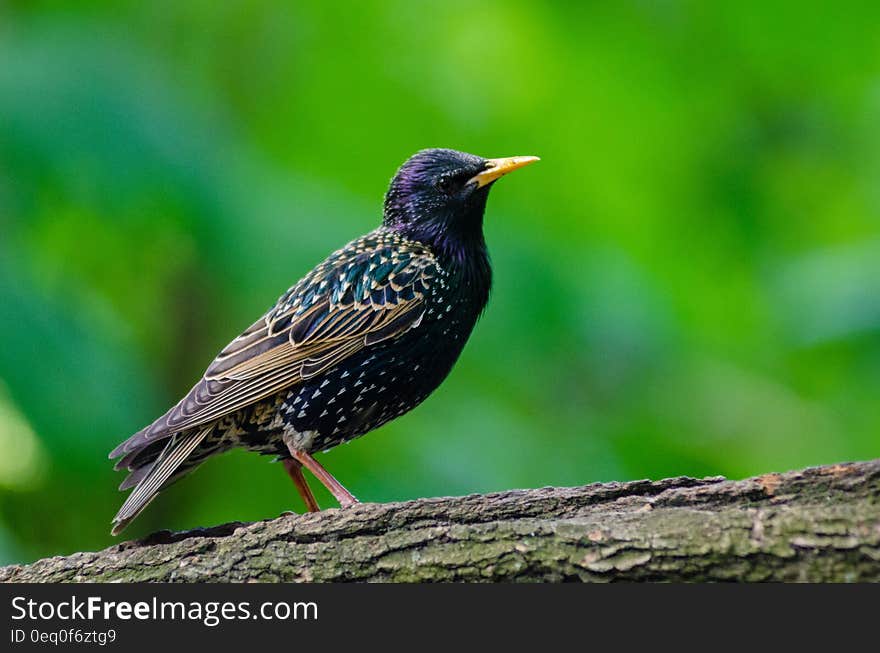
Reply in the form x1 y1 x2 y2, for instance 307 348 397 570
109 148 537 534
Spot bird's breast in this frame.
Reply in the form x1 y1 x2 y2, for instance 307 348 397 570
264 287 484 452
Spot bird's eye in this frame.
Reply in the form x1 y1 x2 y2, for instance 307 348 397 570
435 176 455 195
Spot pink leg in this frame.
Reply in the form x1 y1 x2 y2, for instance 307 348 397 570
289 449 359 508
282 458 321 512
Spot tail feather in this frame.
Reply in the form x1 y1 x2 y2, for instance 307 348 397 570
114 438 167 472
111 425 213 535
118 462 155 491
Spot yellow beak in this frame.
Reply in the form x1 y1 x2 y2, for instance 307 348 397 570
468 155 540 188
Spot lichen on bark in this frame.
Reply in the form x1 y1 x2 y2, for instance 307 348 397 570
2 460 879 582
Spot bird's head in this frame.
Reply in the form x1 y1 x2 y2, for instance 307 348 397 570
383 148 539 257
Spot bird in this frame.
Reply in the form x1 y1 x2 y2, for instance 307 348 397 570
108 148 539 535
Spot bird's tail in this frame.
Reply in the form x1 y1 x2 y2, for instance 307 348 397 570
111 424 213 535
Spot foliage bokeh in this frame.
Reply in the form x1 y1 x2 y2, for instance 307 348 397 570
1 1 879 563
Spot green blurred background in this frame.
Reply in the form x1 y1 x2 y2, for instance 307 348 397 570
1 1 879 564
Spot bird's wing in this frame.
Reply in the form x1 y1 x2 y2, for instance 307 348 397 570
110 236 438 459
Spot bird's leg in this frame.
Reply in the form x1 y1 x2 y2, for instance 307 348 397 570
282 458 321 512
288 449 359 508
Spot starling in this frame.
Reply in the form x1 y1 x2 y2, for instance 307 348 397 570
109 148 539 534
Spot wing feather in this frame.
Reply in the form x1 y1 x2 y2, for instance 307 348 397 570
110 232 437 459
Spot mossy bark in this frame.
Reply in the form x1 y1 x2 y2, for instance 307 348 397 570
2 460 879 582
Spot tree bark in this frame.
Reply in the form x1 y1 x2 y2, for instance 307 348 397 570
2 459 879 582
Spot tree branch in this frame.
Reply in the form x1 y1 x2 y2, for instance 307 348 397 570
3 459 879 582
